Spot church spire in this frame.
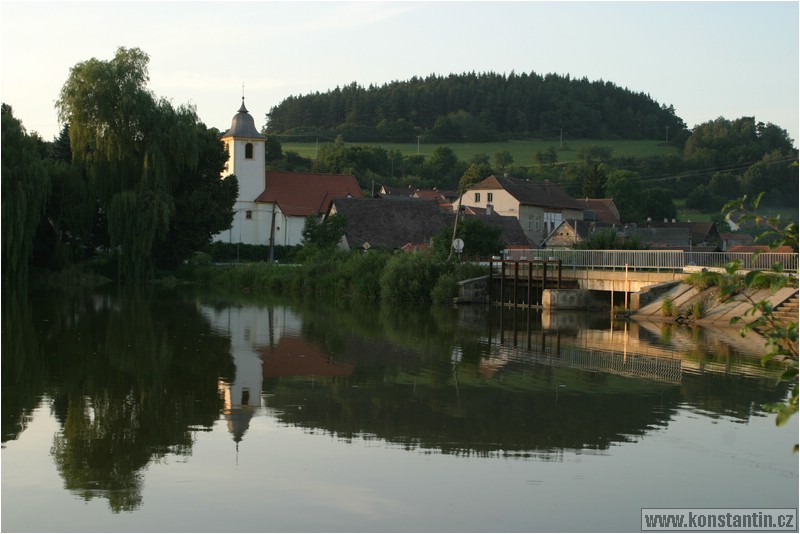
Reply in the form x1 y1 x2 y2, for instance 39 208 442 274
239 83 248 113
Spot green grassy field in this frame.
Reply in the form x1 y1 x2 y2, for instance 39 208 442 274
280 138 679 167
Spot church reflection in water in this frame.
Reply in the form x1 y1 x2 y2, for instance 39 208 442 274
201 300 790 459
2 289 792 514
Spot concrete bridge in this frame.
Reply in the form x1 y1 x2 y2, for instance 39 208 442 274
457 249 798 311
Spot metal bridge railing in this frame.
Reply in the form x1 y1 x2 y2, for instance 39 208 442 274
500 249 798 273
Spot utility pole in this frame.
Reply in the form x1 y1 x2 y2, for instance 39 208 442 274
268 205 277 262
447 190 464 262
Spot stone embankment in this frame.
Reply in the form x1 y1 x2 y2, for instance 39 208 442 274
632 282 798 326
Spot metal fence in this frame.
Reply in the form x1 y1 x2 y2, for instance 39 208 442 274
500 249 799 273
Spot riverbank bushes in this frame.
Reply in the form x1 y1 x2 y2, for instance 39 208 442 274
181 247 487 303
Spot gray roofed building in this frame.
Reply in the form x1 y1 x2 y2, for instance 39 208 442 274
470 175 585 210
622 226 692 249
542 219 617 248
330 198 450 250
462 206 532 248
463 175 586 246
649 221 720 248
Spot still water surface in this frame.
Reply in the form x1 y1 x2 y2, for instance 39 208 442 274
2 287 797 532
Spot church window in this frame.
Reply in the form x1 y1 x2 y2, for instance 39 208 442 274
245 142 254 159
246 210 253 219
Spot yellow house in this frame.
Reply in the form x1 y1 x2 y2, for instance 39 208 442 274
463 175 585 246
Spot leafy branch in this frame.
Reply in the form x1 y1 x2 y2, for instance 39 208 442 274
722 194 798 451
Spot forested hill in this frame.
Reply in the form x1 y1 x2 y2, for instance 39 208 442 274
264 71 688 142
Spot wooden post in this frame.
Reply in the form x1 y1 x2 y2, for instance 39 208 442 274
489 257 494 304
624 263 629 310
500 261 506 306
527 260 532 308
611 285 614 315
557 259 562 289
542 260 548 292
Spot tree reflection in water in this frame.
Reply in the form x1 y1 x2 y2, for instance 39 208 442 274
2 288 791 512
3 288 234 512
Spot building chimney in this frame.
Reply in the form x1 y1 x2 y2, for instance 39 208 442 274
486 203 493 215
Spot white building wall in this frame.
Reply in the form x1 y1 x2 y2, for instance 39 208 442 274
283 215 307 247
460 189 519 217
201 304 304 411
215 201 287 247
225 137 266 202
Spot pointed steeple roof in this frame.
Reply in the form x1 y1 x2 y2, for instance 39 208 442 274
222 97 266 139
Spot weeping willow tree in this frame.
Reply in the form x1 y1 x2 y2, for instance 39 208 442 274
1 104 51 284
56 47 202 280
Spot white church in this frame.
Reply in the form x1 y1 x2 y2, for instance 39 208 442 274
213 98 363 249
214 97 277 247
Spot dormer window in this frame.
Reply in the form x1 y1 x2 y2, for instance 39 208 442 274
245 142 254 159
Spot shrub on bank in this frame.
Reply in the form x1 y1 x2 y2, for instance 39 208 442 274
380 252 444 302
185 246 489 303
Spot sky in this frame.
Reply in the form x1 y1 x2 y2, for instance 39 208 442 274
1 1 798 146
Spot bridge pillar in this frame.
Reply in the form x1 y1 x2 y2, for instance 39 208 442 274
542 289 591 310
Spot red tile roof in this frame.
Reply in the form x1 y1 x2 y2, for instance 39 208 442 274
255 171 364 217
260 336 354 378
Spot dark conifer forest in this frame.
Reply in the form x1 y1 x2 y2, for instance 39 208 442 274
264 71 688 142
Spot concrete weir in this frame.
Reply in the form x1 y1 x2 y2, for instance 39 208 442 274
541 289 591 310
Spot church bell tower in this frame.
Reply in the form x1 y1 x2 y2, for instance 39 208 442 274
221 97 266 201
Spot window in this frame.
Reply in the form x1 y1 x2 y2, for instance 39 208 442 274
245 142 254 159
474 192 481 202
487 192 493 202
246 210 253 219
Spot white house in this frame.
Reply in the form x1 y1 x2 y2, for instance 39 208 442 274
462 175 585 246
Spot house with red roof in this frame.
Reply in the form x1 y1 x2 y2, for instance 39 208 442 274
213 99 363 247
256 171 363 246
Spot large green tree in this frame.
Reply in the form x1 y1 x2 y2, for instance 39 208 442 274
683 117 795 168
1 104 51 283
605 169 676 224
56 47 235 279
152 125 238 270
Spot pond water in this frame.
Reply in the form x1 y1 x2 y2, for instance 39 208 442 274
2 287 797 532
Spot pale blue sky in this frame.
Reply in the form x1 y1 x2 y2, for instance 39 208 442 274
2 1 798 145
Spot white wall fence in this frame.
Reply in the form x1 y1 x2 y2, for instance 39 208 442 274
501 249 798 273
